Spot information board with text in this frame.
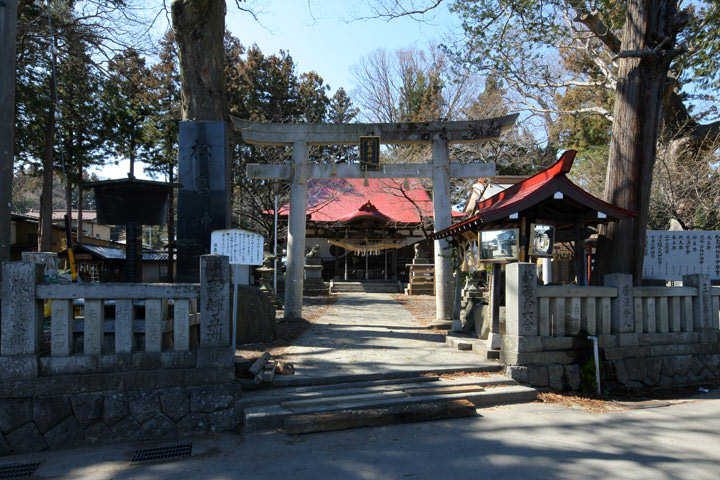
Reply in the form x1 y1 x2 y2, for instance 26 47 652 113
642 231 720 280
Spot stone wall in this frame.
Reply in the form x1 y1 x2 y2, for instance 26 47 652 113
0 374 242 455
505 332 720 392
503 263 720 393
0 255 242 456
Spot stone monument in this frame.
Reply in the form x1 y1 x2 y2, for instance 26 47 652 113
303 244 326 296
412 243 432 264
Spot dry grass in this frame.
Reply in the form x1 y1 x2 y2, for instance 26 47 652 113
537 392 627 413
391 294 446 332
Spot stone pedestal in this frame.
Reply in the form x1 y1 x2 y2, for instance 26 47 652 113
457 271 487 335
303 264 326 296
256 266 282 308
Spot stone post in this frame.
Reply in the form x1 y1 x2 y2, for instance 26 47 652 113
502 263 538 365
176 121 230 282
604 273 633 333
506 263 538 336
430 135 453 327
1 261 43 355
683 274 711 331
285 141 309 319
200 254 231 346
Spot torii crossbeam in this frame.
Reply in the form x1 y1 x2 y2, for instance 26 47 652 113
235 114 518 325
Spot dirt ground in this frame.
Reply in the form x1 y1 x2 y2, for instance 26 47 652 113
391 294 437 326
235 295 338 360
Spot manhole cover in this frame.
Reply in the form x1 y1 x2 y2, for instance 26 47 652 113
0 462 41 479
130 443 192 464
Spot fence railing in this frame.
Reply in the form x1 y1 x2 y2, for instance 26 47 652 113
1 255 232 378
35 283 200 356
507 263 718 338
535 286 616 336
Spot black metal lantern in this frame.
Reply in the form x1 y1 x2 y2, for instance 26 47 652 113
87 178 174 225
85 178 177 283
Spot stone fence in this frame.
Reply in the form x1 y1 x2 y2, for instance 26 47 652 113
0 255 242 455
503 263 720 392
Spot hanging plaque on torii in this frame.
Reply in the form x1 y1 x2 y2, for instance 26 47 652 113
235 115 518 325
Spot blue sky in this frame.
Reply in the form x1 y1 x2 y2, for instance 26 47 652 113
97 1 462 180
225 1 461 95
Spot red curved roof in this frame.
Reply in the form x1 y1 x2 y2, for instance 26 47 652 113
432 150 637 238
278 178 461 223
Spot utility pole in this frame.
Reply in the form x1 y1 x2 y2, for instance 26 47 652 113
0 0 19 263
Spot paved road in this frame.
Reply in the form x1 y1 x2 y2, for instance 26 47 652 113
10 390 720 479
278 293 495 377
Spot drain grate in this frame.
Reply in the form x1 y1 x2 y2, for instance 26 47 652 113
0 462 41 479
130 443 192 464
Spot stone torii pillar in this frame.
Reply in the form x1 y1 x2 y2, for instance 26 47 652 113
235 115 518 323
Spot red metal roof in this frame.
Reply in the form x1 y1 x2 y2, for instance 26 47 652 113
278 178 461 224
433 150 636 238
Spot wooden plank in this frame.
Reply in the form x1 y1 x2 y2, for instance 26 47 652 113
634 298 643 333
670 297 681 332
552 298 566 337
600 297 612 334
37 283 200 300
656 297 669 333
583 297 597 335
50 299 73 357
283 399 477 435
644 298 656 333
249 352 271 376
536 286 617 298
173 299 190 351
682 296 694 332
538 297 550 336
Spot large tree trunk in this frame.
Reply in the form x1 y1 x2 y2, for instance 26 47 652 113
596 0 679 282
171 0 227 121
38 99 55 252
1 1 18 262
171 0 233 273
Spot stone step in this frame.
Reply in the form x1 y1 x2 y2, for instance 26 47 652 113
330 281 402 294
236 373 515 409
238 364 503 390
241 374 537 434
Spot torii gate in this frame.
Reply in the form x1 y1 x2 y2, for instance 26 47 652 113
234 115 518 325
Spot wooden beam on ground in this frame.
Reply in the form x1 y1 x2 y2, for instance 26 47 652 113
234 115 519 146
283 399 477 435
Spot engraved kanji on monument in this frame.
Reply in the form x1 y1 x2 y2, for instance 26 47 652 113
177 121 229 282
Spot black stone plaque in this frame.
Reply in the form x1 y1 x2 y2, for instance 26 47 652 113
176 121 229 282
360 136 380 171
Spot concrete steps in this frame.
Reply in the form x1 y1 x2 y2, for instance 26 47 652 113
330 280 402 294
239 372 537 434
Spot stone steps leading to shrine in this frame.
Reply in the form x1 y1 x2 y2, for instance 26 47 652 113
330 280 402 294
240 371 537 434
